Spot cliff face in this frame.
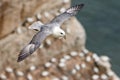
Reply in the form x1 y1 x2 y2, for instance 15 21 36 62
0 0 119 80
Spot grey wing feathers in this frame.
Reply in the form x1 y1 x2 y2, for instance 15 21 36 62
17 44 36 62
17 30 50 62
50 4 84 25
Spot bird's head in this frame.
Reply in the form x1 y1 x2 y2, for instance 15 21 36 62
58 29 66 39
53 27 66 39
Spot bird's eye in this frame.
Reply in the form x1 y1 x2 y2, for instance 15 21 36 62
60 32 63 35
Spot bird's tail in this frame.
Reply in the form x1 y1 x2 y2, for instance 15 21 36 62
28 21 43 31
17 43 39 62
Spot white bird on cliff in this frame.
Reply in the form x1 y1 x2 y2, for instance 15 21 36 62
17 4 84 62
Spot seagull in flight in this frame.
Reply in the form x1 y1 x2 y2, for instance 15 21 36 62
17 4 84 62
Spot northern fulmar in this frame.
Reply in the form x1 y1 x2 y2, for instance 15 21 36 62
17 4 84 62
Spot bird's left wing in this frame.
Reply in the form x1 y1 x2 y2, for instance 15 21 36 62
17 30 50 62
50 4 84 25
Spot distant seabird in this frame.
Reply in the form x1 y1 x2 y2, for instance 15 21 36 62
17 4 84 62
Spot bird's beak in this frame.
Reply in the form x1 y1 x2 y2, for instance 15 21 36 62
63 35 66 39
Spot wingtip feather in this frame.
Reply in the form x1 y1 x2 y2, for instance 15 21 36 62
17 54 28 62
74 3 85 10
17 58 22 62
17 44 36 62
66 3 84 14
80 3 84 7
77 3 84 9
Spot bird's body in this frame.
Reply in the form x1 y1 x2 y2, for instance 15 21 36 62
17 4 84 62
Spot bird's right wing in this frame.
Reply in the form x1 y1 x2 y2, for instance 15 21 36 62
17 30 50 62
28 21 44 31
50 4 84 25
